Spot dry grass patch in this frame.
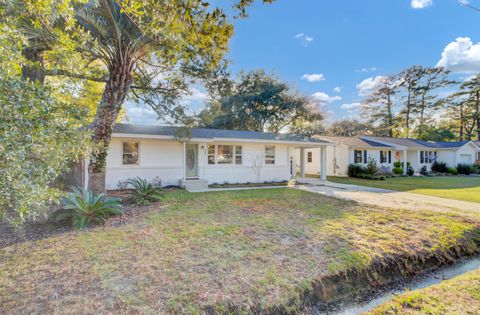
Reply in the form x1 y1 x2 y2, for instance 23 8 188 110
1 189 480 313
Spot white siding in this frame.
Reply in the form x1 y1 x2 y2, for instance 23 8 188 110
106 138 184 189
205 143 291 184
106 138 294 189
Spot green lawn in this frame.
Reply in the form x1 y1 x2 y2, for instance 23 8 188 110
369 268 480 314
328 176 480 203
2 189 480 313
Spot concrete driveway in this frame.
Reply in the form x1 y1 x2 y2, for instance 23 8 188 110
295 181 480 213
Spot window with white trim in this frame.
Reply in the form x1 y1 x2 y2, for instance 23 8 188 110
354 150 367 164
380 150 392 163
265 146 275 165
207 145 243 165
235 146 242 164
208 145 216 165
217 145 233 164
420 150 437 164
123 142 139 165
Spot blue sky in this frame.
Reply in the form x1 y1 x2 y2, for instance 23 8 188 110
126 0 480 125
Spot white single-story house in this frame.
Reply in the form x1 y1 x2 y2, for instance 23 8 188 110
102 124 333 191
299 135 480 177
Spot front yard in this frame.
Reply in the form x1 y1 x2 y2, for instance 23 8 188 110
328 176 480 203
2 188 480 313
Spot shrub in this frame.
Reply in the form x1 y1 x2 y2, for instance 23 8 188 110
420 166 428 176
392 167 404 175
393 161 402 168
151 176 162 187
431 161 448 174
53 187 122 229
127 177 165 205
457 164 473 175
447 167 458 175
348 164 365 178
365 157 378 179
407 166 414 176
117 180 129 190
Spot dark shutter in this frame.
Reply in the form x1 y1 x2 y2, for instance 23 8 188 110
388 151 391 163
364 150 367 163
420 151 424 164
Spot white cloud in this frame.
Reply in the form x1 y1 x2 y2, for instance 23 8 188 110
180 87 208 105
356 67 378 73
436 37 480 73
123 105 160 125
333 86 342 93
356 76 386 96
311 92 342 104
301 73 325 82
340 102 361 110
411 0 433 9
295 33 314 47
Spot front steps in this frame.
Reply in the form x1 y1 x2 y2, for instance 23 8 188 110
181 179 209 192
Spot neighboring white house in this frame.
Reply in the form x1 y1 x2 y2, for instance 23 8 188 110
102 124 333 191
300 135 480 177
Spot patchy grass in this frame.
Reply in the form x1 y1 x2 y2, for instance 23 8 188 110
369 268 480 314
328 176 480 203
1 189 480 313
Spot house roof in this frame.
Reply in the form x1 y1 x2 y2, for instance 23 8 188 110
317 136 393 148
364 136 472 149
112 124 331 145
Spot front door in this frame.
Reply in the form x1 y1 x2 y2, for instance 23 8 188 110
185 144 198 178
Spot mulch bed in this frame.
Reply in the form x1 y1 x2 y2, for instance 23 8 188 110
0 188 176 249
0 220 72 249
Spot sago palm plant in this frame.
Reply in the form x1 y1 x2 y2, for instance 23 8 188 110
127 177 164 205
54 187 122 228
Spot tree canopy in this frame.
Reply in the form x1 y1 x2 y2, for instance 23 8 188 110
198 70 324 133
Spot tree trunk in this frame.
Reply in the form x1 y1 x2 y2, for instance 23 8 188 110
405 90 411 138
459 103 464 141
88 63 133 193
476 91 480 141
21 48 45 83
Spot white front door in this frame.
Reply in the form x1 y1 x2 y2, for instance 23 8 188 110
185 144 198 178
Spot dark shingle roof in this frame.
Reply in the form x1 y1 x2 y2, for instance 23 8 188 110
318 136 393 148
365 136 472 149
112 124 330 144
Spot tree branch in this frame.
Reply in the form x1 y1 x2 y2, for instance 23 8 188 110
45 69 108 82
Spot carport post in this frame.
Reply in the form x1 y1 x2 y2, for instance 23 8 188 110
403 150 407 175
320 146 327 181
300 148 305 178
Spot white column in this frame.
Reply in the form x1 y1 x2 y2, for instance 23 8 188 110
300 148 305 178
182 141 186 181
403 150 407 175
320 146 327 181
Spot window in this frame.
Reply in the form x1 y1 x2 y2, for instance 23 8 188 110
354 150 368 164
123 142 139 165
354 150 363 164
307 151 313 163
420 150 437 164
208 145 215 165
235 146 242 165
208 145 242 165
217 145 233 164
380 150 392 163
265 146 275 164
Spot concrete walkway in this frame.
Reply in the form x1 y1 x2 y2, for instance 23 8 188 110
296 181 480 213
